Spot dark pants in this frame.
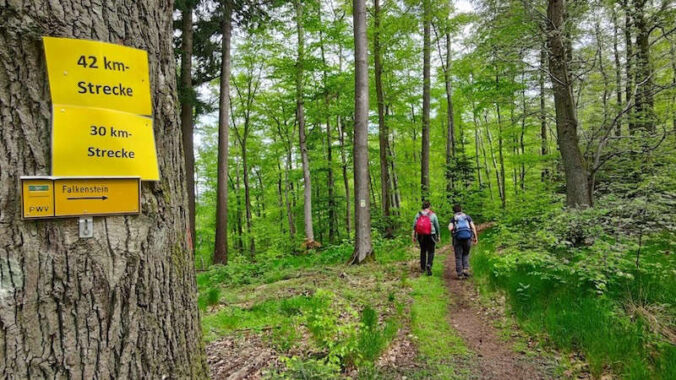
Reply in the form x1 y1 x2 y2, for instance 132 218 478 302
418 235 436 271
454 238 471 275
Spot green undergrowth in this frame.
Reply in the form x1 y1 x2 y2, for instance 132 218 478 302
198 237 472 378
410 252 468 379
198 238 414 377
472 228 675 379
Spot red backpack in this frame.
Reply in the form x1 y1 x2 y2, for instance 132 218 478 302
415 211 433 235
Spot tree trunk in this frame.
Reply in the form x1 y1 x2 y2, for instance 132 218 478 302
546 0 592 208
318 9 336 243
234 161 244 253
495 75 506 208
540 44 549 180
0 1 207 378
611 6 623 136
421 0 431 200
374 0 392 238
623 0 635 132
337 115 351 238
444 31 456 198
350 0 373 264
285 147 296 240
632 0 655 132
241 140 254 256
179 3 196 252
214 2 232 264
294 0 315 244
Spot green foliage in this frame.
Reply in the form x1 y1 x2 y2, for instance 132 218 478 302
473 227 675 379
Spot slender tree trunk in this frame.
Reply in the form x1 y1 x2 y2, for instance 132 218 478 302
540 45 549 180
632 0 655 132
623 0 635 132
285 150 296 239
595 18 610 128
520 72 527 191
0 1 207 377
318 6 337 243
444 31 456 198
179 4 196 251
256 168 265 217
350 0 373 263
421 0 431 200
495 75 506 208
484 112 502 203
234 162 244 253
336 48 352 238
241 140 254 256
294 0 315 244
214 2 233 263
374 0 392 237
547 0 592 208
612 6 623 136
277 160 285 234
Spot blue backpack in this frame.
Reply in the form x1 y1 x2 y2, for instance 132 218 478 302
453 213 472 240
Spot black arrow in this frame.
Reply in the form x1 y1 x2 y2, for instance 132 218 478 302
67 196 108 200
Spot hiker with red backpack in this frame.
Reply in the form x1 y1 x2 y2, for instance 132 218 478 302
448 204 478 279
412 200 441 276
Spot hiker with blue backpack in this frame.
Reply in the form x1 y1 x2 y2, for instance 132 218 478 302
412 200 441 276
448 204 478 279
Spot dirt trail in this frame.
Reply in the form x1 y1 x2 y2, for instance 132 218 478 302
442 231 552 379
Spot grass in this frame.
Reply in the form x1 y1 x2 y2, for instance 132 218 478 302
410 252 468 379
471 229 676 379
198 238 475 378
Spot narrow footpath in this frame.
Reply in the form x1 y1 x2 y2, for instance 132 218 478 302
441 231 555 379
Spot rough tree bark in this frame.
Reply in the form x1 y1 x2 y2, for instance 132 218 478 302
214 2 232 264
632 0 655 132
0 1 207 378
421 0 431 200
374 0 392 238
546 0 592 208
349 0 373 264
179 2 196 252
294 0 316 246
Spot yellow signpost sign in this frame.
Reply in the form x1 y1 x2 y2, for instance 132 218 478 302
43 36 152 115
51 106 159 179
43 36 159 181
21 177 141 219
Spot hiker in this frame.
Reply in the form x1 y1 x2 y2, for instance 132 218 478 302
412 200 441 276
448 204 478 279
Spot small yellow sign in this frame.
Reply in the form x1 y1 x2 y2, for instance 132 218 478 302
21 177 141 219
43 36 152 115
22 179 54 218
51 105 159 180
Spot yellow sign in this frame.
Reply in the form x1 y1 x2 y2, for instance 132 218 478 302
51 105 159 180
21 177 141 219
43 36 152 115
21 179 54 218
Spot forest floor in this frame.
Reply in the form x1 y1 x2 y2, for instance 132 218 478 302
201 230 574 379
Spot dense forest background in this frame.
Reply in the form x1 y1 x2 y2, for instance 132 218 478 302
174 0 674 377
176 0 674 264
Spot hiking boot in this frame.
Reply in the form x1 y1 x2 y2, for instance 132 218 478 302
426 267 432 276
462 269 471 278
457 272 466 280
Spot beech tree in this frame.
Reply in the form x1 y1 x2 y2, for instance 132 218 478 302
546 0 592 207
350 0 373 264
0 1 206 378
